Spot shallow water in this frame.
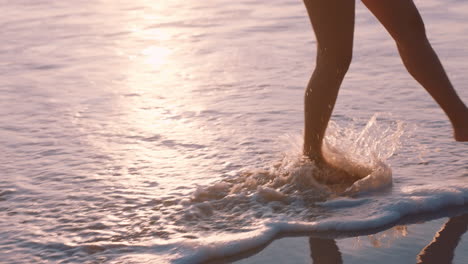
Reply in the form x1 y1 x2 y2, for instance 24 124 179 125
234 214 468 264
1 0 467 263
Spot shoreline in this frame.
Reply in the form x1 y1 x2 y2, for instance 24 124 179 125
203 206 468 264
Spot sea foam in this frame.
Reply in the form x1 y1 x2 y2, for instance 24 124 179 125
149 114 468 264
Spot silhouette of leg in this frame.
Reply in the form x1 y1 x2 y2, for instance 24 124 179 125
309 237 343 264
302 0 355 161
362 0 468 141
417 214 468 264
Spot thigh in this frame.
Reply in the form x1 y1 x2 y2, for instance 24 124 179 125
303 0 355 54
361 0 427 42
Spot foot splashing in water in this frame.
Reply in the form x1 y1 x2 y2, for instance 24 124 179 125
180 114 406 233
160 114 408 263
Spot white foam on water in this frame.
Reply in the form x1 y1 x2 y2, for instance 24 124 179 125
82 114 464 264
138 114 460 263
158 184 468 264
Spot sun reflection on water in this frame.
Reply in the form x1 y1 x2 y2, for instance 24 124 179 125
141 46 172 69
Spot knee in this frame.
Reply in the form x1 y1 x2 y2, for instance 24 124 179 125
316 45 353 75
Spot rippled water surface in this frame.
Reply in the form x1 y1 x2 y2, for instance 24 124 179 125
1 0 467 263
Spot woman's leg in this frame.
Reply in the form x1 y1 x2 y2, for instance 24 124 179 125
303 0 356 161
417 214 468 264
362 0 468 141
309 237 343 264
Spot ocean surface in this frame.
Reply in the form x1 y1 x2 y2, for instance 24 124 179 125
1 0 467 263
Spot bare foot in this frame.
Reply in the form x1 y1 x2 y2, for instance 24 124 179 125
452 108 468 141
454 128 468 141
308 156 362 186
454 121 468 141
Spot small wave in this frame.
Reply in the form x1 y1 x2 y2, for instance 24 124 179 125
172 184 468 264
149 114 468 264
161 114 405 238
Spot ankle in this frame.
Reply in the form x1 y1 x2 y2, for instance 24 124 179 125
448 104 468 128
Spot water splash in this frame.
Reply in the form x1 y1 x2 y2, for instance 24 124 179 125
192 113 406 201
175 114 407 236
279 113 405 194
324 114 405 194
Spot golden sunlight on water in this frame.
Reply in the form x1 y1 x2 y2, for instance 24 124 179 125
1 0 467 263
141 46 172 69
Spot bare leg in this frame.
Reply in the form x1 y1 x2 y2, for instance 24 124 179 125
309 237 343 264
417 214 468 264
302 0 355 161
362 0 468 141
